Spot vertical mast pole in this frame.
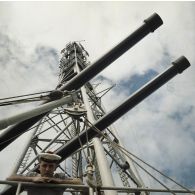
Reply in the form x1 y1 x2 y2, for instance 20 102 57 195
74 43 117 195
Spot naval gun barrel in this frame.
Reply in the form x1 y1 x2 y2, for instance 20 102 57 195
60 13 163 91
0 13 163 151
56 56 190 160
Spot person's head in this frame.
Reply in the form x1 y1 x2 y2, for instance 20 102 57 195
38 151 61 177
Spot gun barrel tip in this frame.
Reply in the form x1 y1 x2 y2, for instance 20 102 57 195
172 56 191 73
144 13 163 32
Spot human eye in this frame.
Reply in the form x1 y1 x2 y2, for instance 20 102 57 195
49 164 54 169
42 164 47 168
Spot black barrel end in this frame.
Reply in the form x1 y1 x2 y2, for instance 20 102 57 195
172 56 191 74
144 13 163 32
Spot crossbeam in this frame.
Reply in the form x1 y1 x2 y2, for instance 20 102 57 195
0 94 75 130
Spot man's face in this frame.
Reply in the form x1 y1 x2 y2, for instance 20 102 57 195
39 161 57 177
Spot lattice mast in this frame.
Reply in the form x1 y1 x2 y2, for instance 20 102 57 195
12 42 145 195
1 13 191 195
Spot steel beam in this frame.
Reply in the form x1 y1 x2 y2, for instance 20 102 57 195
1 180 193 194
0 95 74 130
0 113 46 151
81 86 117 195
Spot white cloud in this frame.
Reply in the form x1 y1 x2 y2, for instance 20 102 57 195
0 1 194 191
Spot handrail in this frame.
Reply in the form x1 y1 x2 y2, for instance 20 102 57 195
0 180 194 194
0 180 88 195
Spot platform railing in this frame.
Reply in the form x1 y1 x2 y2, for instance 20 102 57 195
0 180 194 195
0 180 89 195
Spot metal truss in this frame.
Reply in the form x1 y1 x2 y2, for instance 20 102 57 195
0 13 192 195
10 42 145 195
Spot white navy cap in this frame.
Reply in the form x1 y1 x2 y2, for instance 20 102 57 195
39 152 61 163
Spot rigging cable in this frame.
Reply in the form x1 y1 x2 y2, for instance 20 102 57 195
116 144 193 194
83 117 193 194
75 116 91 165
84 117 176 194
0 90 53 101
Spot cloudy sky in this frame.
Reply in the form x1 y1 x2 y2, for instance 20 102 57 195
0 1 195 192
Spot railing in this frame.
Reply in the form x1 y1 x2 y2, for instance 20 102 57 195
0 180 194 195
0 180 88 195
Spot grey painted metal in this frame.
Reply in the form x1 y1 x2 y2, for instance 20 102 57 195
81 86 117 195
92 85 145 189
99 186 193 194
71 120 79 178
19 121 73 174
0 180 88 190
0 113 46 151
15 183 22 195
0 13 163 151
111 127 145 187
11 124 38 174
89 188 94 195
0 180 193 194
93 138 117 195
0 94 74 130
84 82 144 192
76 41 116 194
56 56 190 160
